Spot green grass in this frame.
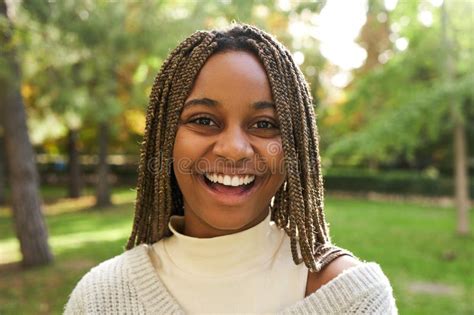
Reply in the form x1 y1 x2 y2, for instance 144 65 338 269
0 188 472 314
326 198 474 315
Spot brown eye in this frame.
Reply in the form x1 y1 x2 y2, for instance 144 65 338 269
190 116 217 127
252 120 278 129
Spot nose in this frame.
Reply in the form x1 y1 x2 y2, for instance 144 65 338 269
212 125 254 163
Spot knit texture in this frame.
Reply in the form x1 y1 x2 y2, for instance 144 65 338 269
64 244 397 314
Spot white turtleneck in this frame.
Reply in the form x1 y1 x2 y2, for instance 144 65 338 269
151 213 309 314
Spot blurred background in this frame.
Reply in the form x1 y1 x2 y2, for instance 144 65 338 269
0 0 472 314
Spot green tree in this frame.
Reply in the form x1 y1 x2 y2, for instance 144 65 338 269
0 133 5 205
441 1 470 235
21 0 168 206
321 0 472 234
16 0 323 207
0 0 53 267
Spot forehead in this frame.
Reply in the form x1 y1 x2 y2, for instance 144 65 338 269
187 51 273 104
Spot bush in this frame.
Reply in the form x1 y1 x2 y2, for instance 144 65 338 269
323 168 474 197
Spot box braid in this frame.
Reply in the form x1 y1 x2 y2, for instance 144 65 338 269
126 24 352 272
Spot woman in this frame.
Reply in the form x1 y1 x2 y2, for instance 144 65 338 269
65 24 397 314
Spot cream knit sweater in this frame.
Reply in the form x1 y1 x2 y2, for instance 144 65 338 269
64 244 397 314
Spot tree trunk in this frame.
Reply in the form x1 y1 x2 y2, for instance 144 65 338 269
454 121 470 235
0 0 53 267
67 128 82 198
441 2 470 235
0 135 6 205
95 122 111 207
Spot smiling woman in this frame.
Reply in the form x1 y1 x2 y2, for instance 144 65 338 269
64 24 397 314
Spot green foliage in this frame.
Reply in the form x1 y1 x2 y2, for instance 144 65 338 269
10 0 469 171
321 0 474 168
11 1 176 147
324 167 474 197
9 0 308 154
326 74 473 164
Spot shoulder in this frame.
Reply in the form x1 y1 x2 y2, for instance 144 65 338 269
297 255 397 314
305 255 361 296
64 245 149 314
75 245 143 284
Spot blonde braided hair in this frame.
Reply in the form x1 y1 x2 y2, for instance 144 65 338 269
126 24 349 272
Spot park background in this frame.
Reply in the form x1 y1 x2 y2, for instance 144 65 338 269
0 0 472 314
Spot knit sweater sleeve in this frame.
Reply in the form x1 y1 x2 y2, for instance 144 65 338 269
63 275 86 315
63 253 146 315
279 263 398 315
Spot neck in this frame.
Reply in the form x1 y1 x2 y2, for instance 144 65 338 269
163 212 284 276
182 205 270 238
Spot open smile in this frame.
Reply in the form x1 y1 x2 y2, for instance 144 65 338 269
197 172 259 206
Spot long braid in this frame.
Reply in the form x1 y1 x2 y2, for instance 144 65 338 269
126 24 351 272
284 51 330 243
277 48 318 268
277 47 320 254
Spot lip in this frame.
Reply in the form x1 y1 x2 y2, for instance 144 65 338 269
196 173 260 206
200 170 258 176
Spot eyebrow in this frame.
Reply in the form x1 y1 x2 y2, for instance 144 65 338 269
183 98 275 110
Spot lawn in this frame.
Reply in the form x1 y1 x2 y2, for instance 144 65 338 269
0 187 472 314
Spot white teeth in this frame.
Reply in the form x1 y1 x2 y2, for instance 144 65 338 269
224 175 231 186
204 173 256 187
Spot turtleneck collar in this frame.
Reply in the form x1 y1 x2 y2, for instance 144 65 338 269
161 212 284 277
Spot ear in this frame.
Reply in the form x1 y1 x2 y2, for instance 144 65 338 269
305 255 361 297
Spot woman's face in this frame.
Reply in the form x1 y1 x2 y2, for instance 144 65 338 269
173 51 286 238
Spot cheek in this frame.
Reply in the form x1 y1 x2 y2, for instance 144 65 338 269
173 128 211 176
173 129 190 159
173 130 193 180
262 139 285 176
173 130 199 164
